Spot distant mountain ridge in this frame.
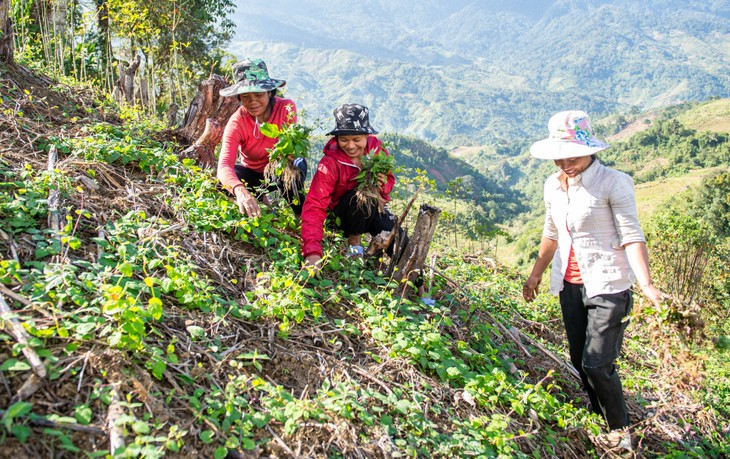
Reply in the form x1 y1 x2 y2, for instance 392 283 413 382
228 0 730 147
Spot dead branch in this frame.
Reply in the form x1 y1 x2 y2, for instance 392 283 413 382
0 409 105 435
0 293 47 378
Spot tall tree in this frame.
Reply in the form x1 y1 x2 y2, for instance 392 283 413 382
0 0 13 63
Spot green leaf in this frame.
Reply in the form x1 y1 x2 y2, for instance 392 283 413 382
0 358 31 372
446 366 462 378
11 424 31 442
148 297 163 320
259 123 280 138
3 401 32 431
200 429 215 444
74 405 93 425
186 325 206 340
119 262 134 277
214 447 228 459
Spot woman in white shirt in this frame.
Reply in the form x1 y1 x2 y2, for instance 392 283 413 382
522 110 665 452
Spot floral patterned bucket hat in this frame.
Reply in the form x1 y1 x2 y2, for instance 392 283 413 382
219 58 286 97
327 103 379 136
530 110 609 159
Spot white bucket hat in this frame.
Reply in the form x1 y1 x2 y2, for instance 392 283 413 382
530 110 609 160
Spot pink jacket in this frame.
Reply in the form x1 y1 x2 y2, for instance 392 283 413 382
301 136 395 258
217 97 297 193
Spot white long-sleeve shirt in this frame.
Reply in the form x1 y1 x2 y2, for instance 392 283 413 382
542 160 646 298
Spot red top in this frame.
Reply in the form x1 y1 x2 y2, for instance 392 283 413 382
564 246 584 284
300 136 395 258
217 97 297 193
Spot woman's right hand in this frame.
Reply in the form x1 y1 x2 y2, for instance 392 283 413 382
234 185 261 218
304 254 322 272
522 274 542 302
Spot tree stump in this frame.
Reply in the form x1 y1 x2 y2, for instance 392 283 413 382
178 118 223 169
389 204 441 295
173 74 239 168
176 74 239 144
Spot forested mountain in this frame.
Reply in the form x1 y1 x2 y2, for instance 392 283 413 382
229 0 730 146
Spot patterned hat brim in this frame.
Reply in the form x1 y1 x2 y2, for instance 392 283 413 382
327 126 379 136
219 79 286 97
530 138 609 160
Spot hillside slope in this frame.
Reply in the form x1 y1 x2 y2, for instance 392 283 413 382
1 64 728 458
228 0 730 146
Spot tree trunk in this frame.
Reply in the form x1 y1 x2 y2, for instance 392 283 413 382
0 0 13 63
112 53 141 104
96 0 112 91
389 204 441 295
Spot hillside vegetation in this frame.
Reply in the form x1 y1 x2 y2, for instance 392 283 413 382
1 61 730 459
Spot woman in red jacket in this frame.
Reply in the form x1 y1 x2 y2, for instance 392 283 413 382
302 103 396 268
217 58 307 218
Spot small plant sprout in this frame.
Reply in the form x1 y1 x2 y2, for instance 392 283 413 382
355 149 395 215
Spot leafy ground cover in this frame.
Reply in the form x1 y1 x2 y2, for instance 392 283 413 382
1 64 728 458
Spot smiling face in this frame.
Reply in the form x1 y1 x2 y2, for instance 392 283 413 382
553 155 593 178
238 91 271 119
336 135 369 161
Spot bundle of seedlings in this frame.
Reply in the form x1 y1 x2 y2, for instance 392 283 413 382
260 122 312 194
354 150 395 215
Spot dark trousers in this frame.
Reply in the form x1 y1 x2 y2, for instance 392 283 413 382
559 281 632 430
234 158 307 215
333 189 403 258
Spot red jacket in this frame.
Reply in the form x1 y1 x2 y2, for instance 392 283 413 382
301 136 395 258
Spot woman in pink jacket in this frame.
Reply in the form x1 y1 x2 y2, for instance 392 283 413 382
218 58 307 218
301 104 396 268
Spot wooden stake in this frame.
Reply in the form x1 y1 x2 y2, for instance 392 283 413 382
47 145 60 233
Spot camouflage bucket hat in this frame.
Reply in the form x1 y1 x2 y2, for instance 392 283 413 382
219 58 286 97
530 110 609 160
327 103 379 136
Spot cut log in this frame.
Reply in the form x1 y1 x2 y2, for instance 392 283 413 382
389 204 441 294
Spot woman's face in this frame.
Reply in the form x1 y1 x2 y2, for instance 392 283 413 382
554 155 593 178
238 91 271 118
337 135 369 160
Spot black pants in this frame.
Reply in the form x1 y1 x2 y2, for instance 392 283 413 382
559 281 632 430
234 158 307 215
332 189 405 258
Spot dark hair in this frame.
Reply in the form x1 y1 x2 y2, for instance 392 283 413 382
237 90 277 106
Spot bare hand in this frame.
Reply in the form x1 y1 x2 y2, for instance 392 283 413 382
377 173 387 187
522 275 542 302
234 186 261 217
640 283 667 308
304 254 322 272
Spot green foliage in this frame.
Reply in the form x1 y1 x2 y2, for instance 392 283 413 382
688 170 730 239
260 121 313 165
646 210 727 322
260 120 313 194
356 150 395 189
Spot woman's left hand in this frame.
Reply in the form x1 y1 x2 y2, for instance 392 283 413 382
640 283 667 308
377 173 387 187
